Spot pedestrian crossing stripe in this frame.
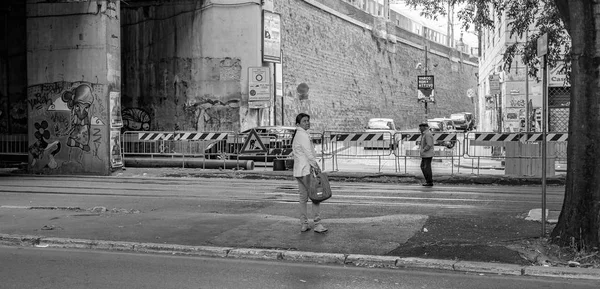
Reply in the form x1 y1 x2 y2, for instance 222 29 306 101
137 132 230 141
239 129 268 154
401 133 457 142
473 133 568 142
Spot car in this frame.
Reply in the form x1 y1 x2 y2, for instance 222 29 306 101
449 112 475 131
204 126 321 161
427 118 457 149
364 118 398 149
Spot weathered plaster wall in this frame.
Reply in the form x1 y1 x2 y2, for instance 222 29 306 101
275 0 478 131
121 0 263 133
26 0 119 175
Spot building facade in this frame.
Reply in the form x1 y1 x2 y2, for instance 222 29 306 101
478 7 570 133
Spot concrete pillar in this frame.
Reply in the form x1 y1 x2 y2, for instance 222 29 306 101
26 0 121 175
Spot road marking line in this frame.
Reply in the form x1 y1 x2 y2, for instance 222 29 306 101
0 205 31 209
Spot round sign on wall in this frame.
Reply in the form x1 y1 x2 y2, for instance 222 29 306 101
297 83 309 100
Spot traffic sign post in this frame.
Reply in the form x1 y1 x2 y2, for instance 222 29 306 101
239 129 268 154
417 45 435 120
417 75 435 119
248 67 271 105
537 33 548 236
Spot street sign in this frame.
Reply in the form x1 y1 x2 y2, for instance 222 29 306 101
240 129 268 154
248 67 271 102
537 33 548 56
263 11 281 63
417 75 434 90
489 74 500 95
417 89 435 102
417 75 435 102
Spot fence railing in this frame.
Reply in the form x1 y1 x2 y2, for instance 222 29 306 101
1 130 570 175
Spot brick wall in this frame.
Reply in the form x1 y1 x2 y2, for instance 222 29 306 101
276 0 478 131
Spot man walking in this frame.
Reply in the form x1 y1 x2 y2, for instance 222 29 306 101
419 122 434 186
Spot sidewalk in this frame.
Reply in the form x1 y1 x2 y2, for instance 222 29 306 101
1 167 598 280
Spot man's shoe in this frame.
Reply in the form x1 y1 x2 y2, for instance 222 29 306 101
301 224 311 232
313 224 328 233
422 183 434 187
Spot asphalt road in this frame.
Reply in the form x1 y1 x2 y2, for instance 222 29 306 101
0 174 565 261
0 175 564 217
2 246 597 289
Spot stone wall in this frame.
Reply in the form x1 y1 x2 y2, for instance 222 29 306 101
276 0 478 131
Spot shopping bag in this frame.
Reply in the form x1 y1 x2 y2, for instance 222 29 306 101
307 171 332 203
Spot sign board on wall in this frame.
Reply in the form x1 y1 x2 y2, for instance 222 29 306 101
109 91 122 128
248 67 271 103
263 11 281 63
110 129 123 168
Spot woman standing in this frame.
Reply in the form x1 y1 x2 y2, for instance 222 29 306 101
293 113 327 233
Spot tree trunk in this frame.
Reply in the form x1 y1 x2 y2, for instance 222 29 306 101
550 0 600 249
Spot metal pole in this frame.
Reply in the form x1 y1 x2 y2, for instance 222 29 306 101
425 46 429 119
525 30 530 131
273 63 276 126
541 54 548 235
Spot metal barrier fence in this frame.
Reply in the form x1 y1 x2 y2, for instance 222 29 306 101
122 131 231 157
122 130 325 169
0 130 570 175
323 131 397 172
0 134 28 167
0 134 28 155
464 132 568 160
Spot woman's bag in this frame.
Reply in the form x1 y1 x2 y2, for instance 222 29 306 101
307 170 332 203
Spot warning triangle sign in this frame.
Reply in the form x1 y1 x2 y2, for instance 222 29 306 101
240 129 268 154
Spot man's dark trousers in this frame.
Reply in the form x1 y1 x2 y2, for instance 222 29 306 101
420 157 433 184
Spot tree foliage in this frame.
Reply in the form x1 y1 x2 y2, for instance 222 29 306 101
404 0 569 81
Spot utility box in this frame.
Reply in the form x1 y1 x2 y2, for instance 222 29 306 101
505 142 555 177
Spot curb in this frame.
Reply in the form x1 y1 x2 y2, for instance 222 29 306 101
1 233 598 280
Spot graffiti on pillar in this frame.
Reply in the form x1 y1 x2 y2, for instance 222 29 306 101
190 99 240 132
27 81 106 171
121 107 151 131
28 120 62 169
57 84 95 152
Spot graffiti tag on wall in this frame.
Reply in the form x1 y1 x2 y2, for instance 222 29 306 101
121 107 151 131
27 81 107 172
